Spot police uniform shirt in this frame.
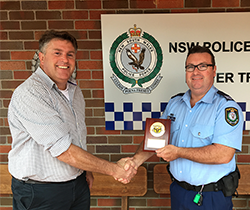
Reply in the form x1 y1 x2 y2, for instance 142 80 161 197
160 85 243 186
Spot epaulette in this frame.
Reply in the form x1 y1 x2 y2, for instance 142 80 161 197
171 92 185 99
217 90 234 101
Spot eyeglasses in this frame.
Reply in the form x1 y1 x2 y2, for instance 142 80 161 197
185 63 214 72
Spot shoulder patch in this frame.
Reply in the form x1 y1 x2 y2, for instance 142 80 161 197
225 107 239 126
171 93 184 99
217 90 234 101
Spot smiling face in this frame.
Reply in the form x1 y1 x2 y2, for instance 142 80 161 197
185 52 216 101
39 38 76 90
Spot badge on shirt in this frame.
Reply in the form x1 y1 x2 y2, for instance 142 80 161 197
225 107 239 126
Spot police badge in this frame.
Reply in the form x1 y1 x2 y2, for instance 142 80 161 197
225 107 239 126
109 24 163 94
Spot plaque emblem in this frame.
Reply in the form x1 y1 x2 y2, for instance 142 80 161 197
150 122 165 137
110 24 163 94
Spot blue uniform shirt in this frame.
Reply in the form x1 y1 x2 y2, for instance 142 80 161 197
161 85 243 186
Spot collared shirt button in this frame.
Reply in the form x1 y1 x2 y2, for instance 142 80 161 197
185 124 188 127
180 171 182 173
198 132 201 136
182 140 184 142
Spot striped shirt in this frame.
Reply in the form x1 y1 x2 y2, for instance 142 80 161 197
8 67 87 182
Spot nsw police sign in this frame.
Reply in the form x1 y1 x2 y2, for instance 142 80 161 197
101 13 250 130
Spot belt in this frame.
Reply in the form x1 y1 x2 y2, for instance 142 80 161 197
166 164 223 192
13 171 85 185
174 179 223 192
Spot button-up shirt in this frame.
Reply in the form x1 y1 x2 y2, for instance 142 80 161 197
161 85 243 186
8 67 87 182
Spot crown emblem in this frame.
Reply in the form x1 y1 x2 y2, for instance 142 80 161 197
129 24 142 37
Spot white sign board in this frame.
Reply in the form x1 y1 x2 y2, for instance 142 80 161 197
101 13 250 130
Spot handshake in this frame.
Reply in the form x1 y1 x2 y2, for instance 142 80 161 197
113 157 138 184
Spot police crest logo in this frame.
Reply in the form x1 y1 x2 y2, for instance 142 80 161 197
225 107 239 126
150 122 165 137
109 24 163 94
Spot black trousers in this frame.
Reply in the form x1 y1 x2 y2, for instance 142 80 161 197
12 172 90 210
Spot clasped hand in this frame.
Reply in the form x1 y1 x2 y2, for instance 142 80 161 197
114 157 137 184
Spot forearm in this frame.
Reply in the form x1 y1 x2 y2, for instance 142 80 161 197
57 144 118 177
176 144 235 164
133 142 155 167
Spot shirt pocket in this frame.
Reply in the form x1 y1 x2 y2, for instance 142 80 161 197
190 124 214 146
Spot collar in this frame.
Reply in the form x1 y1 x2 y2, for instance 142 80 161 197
182 85 218 106
35 67 77 90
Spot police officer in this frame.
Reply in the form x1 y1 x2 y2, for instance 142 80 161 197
126 45 243 210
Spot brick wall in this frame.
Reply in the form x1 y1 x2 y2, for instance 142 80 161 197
1 0 250 209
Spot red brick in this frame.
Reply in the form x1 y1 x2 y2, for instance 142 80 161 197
98 198 121 206
9 31 34 40
11 51 36 60
21 1 47 10
85 117 105 126
63 11 88 19
185 0 211 7
130 0 156 9
76 51 89 60
21 21 46 30
76 1 101 9
89 31 101 40
24 41 39 50
0 41 23 50
0 32 8 40
78 41 102 50
122 145 138 153
36 11 61 19
0 127 11 135
48 21 74 29
0 21 20 30
133 136 144 144
68 31 88 40
158 0 184 8
0 52 10 60
79 80 103 89
242 0 250 6
48 1 74 9
85 99 104 108
0 90 13 98
75 20 101 30
0 61 26 70
0 1 20 10
212 0 239 7
0 154 8 162
3 100 11 108
92 71 103 79
0 145 11 153
96 127 120 135
78 61 103 69
103 1 128 9
237 155 250 163
87 127 95 135
147 198 171 206
0 11 8 20
9 11 34 20
1 81 23 89
75 70 91 79
90 51 102 60
92 90 104 98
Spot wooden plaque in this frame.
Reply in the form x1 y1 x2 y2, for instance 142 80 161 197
143 118 171 152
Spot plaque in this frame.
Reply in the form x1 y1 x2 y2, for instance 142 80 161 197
143 118 171 152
